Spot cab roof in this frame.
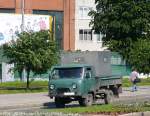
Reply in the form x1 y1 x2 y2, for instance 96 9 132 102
52 64 91 68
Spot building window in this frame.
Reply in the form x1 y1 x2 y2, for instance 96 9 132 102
94 31 102 42
0 8 15 13
79 29 92 41
79 30 83 40
84 30 87 40
83 7 88 17
111 57 122 65
79 6 92 19
111 56 126 65
87 29 92 40
79 7 84 18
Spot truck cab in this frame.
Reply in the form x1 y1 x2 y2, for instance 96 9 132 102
49 64 97 107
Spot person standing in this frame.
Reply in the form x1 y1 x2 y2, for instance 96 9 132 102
129 68 139 92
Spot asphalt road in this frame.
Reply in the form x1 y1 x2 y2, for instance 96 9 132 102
0 86 150 112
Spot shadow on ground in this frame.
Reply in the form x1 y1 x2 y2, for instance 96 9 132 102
42 101 104 110
43 102 80 109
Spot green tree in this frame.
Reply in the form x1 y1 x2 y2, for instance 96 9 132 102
129 39 150 74
3 30 58 88
89 0 150 73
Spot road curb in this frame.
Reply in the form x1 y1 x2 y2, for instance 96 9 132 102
119 111 150 116
0 103 44 111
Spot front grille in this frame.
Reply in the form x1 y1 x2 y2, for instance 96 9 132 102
57 88 70 94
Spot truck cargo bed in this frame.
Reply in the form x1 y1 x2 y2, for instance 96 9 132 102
97 75 122 87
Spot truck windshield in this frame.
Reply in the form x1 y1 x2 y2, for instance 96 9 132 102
51 67 83 79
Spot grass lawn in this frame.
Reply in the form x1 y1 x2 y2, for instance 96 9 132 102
0 81 48 87
0 78 150 94
47 103 150 114
0 88 47 94
0 81 48 94
122 77 150 87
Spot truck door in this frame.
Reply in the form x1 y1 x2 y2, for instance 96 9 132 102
84 67 95 94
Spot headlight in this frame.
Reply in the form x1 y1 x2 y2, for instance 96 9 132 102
50 84 55 90
72 83 77 89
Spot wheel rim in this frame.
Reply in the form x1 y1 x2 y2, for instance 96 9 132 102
104 90 113 104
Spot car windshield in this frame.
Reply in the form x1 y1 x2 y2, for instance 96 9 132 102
51 67 83 79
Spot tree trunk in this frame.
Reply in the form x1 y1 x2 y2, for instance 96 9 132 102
19 70 23 81
26 70 30 89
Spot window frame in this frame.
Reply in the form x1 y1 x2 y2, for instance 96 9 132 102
79 29 93 41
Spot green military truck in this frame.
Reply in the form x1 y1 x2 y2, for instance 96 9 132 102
48 51 122 108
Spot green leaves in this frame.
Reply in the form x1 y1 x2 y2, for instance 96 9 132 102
90 0 150 73
128 39 150 74
3 30 58 75
90 0 150 39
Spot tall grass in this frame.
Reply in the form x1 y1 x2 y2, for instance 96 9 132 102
0 81 48 88
0 81 48 94
122 78 150 87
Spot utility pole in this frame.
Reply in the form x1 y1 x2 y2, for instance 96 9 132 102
21 0 25 32
21 0 26 81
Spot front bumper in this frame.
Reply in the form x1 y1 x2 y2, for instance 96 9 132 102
49 88 81 98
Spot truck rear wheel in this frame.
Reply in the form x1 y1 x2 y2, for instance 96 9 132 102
118 86 122 93
55 97 65 108
79 94 93 106
104 90 113 104
112 86 119 98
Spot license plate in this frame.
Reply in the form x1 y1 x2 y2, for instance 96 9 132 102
64 92 75 96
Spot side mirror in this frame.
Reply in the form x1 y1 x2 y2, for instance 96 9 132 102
49 74 51 81
49 70 52 80
51 73 59 79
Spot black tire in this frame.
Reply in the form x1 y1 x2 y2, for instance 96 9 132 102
104 90 113 104
55 97 65 108
79 94 93 106
113 87 119 98
118 86 122 93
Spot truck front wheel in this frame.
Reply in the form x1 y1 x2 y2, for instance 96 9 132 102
55 97 65 108
79 94 93 106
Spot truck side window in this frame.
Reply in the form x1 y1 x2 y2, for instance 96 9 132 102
51 70 59 79
85 68 92 78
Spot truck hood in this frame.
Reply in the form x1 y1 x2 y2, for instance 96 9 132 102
49 78 82 88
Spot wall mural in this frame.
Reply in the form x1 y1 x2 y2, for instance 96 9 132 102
0 14 53 45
